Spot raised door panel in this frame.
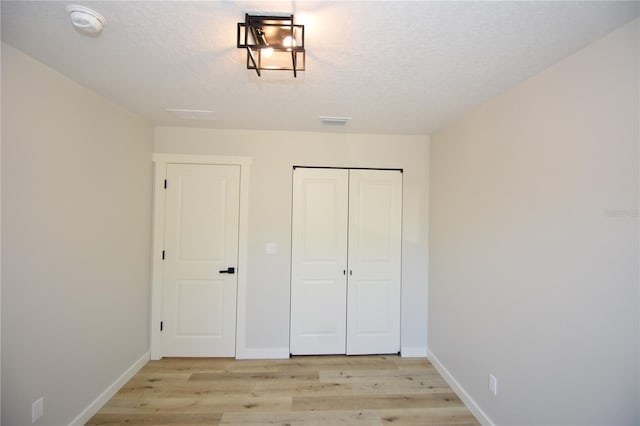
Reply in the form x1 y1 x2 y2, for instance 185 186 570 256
290 168 349 355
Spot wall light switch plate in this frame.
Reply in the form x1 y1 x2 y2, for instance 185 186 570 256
265 242 278 255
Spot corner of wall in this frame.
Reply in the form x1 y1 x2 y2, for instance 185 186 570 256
68 352 149 426
427 350 494 426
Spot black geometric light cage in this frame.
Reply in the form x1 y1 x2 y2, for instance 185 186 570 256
237 13 305 77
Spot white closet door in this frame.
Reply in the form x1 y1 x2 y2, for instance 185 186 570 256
290 168 349 355
346 170 402 355
162 163 240 357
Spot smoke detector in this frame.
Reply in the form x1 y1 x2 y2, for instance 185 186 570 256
66 5 105 34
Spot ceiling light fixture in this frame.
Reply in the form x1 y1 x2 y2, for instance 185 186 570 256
237 14 305 77
66 4 105 34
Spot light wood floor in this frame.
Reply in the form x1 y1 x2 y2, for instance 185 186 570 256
86 355 479 425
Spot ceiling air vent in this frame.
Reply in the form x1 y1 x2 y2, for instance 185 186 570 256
319 116 351 125
167 109 216 121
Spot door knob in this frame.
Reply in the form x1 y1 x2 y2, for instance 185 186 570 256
219 267 235 274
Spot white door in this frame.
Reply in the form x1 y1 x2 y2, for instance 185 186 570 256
290 168 349 355
346 170 402 354
290 168 402 355
162 163 240 357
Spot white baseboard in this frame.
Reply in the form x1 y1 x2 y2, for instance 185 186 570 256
236 347 290 360
69 351 150 426
427 350 495 426
401 346 427 357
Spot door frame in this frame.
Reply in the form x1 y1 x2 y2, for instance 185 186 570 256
150 154 251 360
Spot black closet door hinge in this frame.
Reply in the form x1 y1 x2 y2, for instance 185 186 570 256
160 321 163 331
162 250 165 260
164 179 167 189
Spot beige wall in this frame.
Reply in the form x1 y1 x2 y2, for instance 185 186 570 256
155 128 430 356
429 19 639 425
1 43 153 425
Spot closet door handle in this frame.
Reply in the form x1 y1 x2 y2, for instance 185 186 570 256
219 267 235 274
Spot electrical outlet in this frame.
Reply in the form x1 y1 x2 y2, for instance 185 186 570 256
32 397 44 423
488 374 498 396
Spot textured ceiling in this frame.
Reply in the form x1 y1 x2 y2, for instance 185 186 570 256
2 1 638 134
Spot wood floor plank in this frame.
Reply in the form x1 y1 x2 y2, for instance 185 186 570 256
111 381 255 398
125 372 193 382
140 358 230 373
189 371 319 382
320 368 446 382
292 392 465 411
220 410 383 425
391 358 434 369
86 355 479 426
376 407 480 425
348 381 454 394
319 368 449 393
287 355 398 370
86 413 223 425
252 378 451 397
252 380 354 396
99 396 292 414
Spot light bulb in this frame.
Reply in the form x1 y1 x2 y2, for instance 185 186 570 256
283 35 295 47
261 47 273 57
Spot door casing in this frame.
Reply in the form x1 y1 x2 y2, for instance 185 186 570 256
150 154 251 360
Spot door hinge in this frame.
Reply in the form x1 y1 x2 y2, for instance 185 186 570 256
164 179 167 189
162 250 165 260
160 321 163 331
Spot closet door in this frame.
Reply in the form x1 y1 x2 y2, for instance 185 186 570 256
290 168 349 354
346 170 402 355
